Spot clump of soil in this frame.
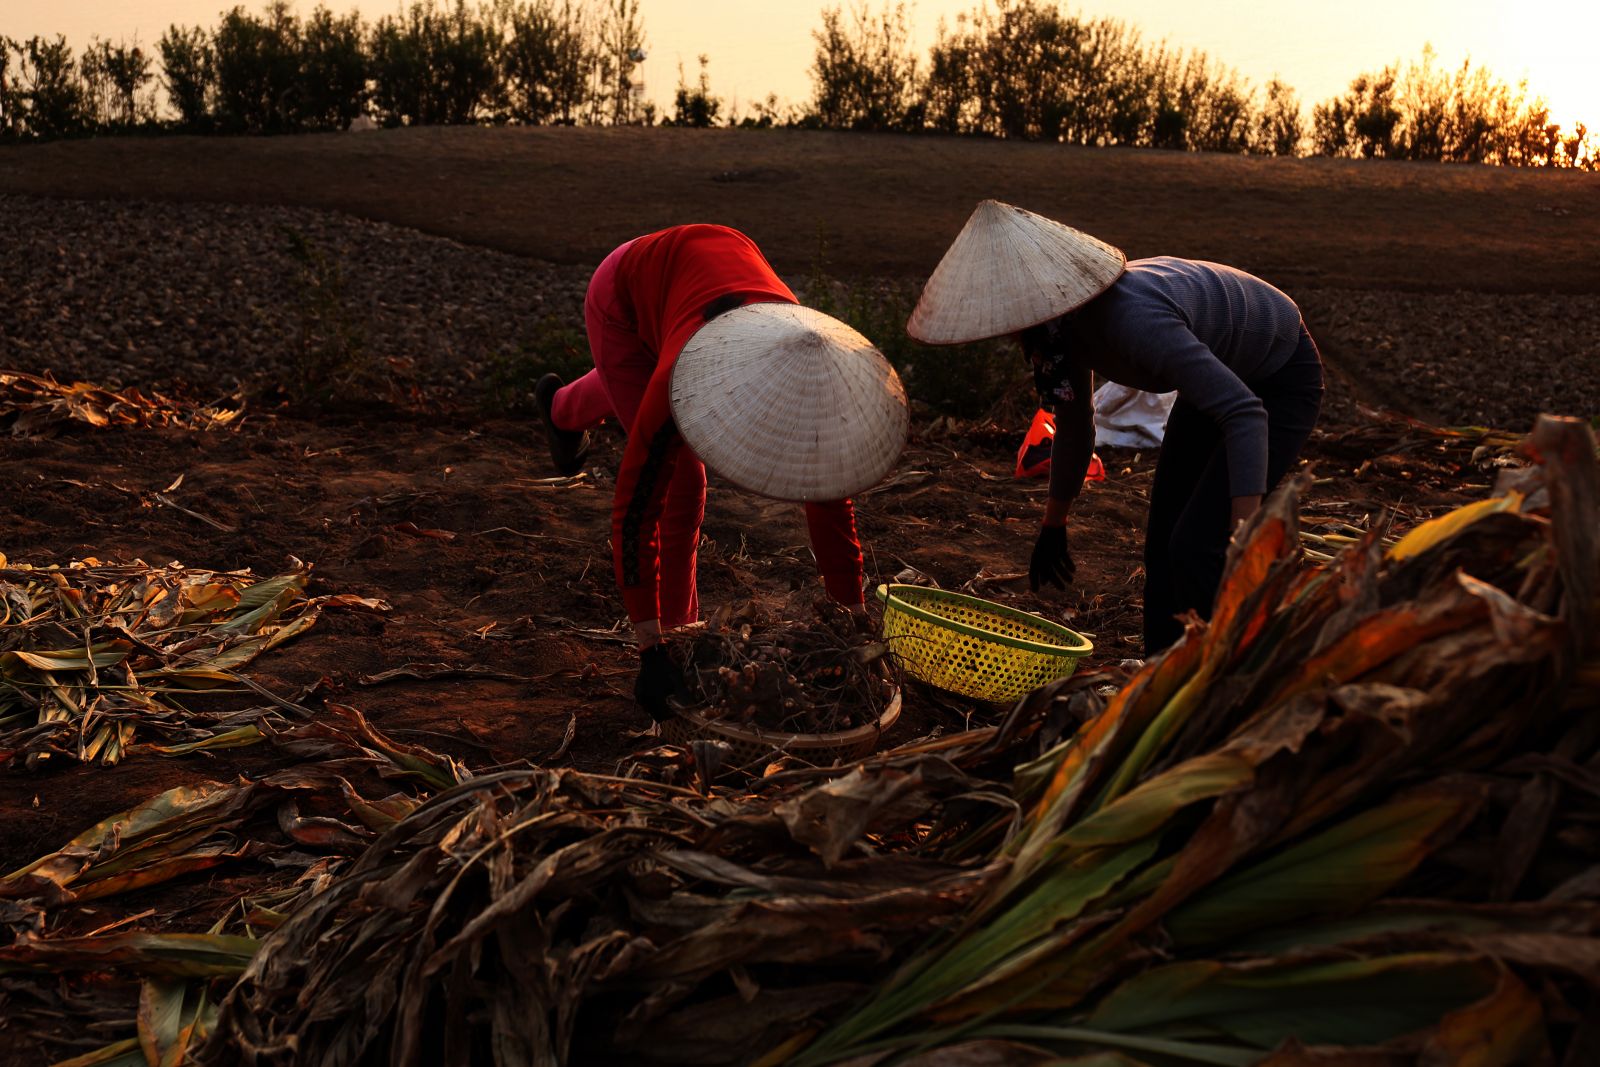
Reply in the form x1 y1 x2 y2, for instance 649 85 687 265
680 600 898 734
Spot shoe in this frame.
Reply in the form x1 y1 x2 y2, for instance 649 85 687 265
534 373 591 476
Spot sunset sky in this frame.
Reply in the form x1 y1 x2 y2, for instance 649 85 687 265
8 1 1598 129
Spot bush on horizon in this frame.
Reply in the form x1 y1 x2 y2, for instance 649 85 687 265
0 0 1592 169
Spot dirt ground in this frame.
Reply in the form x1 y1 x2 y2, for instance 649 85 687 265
0 409 1488 875
0 129 1594 1064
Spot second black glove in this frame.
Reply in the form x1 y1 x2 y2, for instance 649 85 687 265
1029 524 1076 591
635 643 689 722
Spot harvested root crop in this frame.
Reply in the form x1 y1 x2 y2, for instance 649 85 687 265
680 600 898 733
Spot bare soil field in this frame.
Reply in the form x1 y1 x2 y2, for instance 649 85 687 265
5 128 1600 426
0 129 1596 1063
4 126 1598 292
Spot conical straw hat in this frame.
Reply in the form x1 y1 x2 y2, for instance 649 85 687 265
670 303 909 502
907 200 1126 345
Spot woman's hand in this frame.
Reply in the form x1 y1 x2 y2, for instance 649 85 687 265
635 643 688 722
1230 494 1263 529
1029 524 1076 591
633 619 688 721
635 618 663 649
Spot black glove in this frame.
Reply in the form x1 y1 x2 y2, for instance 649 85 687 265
635 644 688 722
1029 524 1076 591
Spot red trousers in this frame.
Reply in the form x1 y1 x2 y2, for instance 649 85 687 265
551 240 707 628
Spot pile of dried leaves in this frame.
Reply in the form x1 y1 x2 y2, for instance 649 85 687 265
680 601 898 733
793 414 1600 1066
204 751 1011 1064
0 556 381 767
0 371 242 435
191 416 1598 1065
0 702 469 1063
2 701 467 909
1318 406 1556 485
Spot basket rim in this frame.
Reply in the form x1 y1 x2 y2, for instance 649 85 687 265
670 686 902 750
874 583 1094 659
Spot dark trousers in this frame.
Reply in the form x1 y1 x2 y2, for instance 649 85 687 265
1143 328 1324 653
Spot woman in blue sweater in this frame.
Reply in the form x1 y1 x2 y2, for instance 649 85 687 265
909 200 1324 653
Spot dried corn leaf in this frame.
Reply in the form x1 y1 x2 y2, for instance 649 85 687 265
1060 752 1254 849
1421 967 1547 1066
1388 494 1524 562
920 1025 1256 1066
0 780 253 901
0 932 258 977
0 370 242 435
137 977 213 1067
0 558 325 765
49 1038 147 1067
1084 952 1502 1049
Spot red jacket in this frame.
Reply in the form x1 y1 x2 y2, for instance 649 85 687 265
611 224 865 624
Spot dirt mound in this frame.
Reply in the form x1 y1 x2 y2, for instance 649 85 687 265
5 195 1597 428
0 194 587 400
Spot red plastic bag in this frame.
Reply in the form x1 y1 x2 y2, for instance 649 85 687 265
1015 408 1105 484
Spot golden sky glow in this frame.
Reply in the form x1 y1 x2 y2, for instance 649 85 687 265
6 1 1597 129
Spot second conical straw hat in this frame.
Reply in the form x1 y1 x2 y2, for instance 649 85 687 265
907 200 1127 345
670 303 909 502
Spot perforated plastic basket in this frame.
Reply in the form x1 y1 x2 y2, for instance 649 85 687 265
659 688 902 768
875 584 1092 703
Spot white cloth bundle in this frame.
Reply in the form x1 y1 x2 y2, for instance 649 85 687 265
1093 382 1176 449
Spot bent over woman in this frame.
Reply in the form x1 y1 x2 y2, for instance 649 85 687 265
908 201 1323 653
536 224 908 716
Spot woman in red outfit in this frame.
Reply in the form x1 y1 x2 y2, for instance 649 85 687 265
536 224 908 718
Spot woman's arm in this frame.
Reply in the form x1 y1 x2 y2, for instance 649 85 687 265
1044 362 1096 524
1030 361 1093 592
804 499 866 607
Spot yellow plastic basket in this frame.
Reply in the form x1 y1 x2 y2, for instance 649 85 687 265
875 583 1093 703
